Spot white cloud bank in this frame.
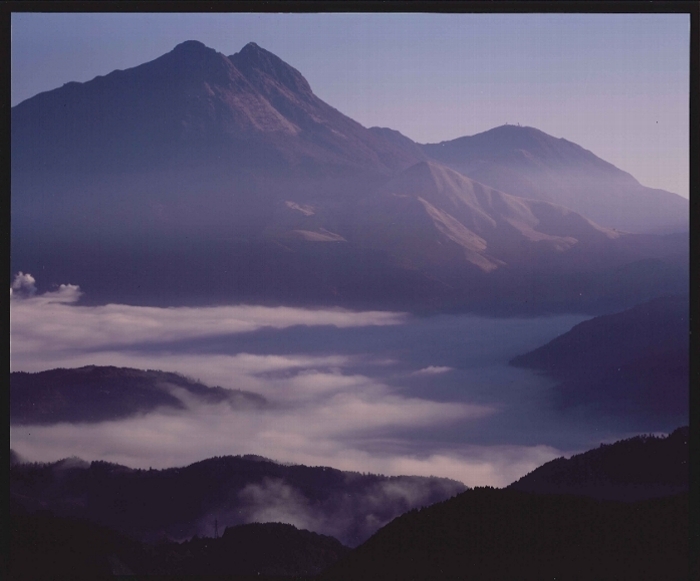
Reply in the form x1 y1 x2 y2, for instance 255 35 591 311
9 275 563 487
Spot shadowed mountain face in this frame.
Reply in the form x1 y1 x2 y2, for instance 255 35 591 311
10 366 266 424
9 454 466 547
508 427 689 501
422 124 688 234
11 41 688 313
321 488 689 581
510 295 689 422
10 512 349 579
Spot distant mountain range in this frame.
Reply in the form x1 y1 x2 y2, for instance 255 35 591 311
11 41 688 312
421 124 688 234
510 295 689 423
11 427 689 579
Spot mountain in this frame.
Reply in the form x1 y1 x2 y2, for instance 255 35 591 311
422 124 689 234
10 511 348 579
161 522 349 577
508 427 689 501
10 511 146 580
11 41 689 313
510 295 689 422
349 160 620 273
9 454 466 547
321 488 688 580
10 366 266 424
322 428 691 579
12 40 419 177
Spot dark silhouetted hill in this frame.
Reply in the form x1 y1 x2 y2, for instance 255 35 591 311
509 426 688 501
9 511 347 579
10 365 266 424
510 295 689 422
321 488 688 580
10 453 465 547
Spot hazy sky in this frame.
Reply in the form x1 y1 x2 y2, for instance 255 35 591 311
11 12 689 197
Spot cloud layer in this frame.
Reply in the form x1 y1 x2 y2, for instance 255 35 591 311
10 275 597 488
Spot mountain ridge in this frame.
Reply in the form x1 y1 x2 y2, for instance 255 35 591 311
422 124 688 233
11 40 689 312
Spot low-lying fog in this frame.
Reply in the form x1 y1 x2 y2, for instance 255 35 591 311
10 275 671 487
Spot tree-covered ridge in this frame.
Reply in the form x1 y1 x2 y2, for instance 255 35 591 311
321 488 688 580
508 426 688 500
10 453 465 547
10 365 266 424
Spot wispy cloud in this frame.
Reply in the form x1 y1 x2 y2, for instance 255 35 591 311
413 366 453 375
10 279 407 367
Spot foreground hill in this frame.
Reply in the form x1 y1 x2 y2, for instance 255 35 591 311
508 426 689 501
10 512 347 579
9 454 465 547
321 488 688 581
510 295 689 422
10 365 266 424
422 124 688 234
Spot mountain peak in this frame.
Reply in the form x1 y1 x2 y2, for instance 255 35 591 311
173 39 209 52
230 42 313 96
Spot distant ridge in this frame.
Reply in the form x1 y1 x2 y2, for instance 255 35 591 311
423 124 688 233
10 366 266 424
510 295 689 422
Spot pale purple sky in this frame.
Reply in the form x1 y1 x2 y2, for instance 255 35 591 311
11 12 690 197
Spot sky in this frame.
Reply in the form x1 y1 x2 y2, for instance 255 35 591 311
10 12 690 198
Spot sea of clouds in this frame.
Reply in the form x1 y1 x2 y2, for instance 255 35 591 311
10 273 605 488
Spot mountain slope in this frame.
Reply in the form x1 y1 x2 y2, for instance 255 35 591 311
321 488 688 581
12 40 419 177
10 511 349 579
510 295 689 422
423 124 688 234
508 427 689 501
10 366 266 424
348 161 620 272
9 454 466 547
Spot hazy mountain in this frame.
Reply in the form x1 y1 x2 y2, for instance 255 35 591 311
10 366 266 424
508 426 689 501
9 454 466 547
349 160 620 272
422 124 688 234
11 41 688 313
321 488 688 580
510 295 689 422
